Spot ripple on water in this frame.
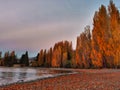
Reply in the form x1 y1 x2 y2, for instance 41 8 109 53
0 67 73 86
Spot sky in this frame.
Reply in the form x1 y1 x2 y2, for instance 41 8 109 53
0 0 119 57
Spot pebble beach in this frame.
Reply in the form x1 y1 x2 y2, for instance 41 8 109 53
1 69 120 90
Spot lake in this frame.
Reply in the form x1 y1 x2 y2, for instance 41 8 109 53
0 67 73 86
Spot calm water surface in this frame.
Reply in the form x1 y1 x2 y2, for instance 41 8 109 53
0 67 71 86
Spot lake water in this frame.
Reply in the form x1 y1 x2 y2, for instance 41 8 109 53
0 67 72 86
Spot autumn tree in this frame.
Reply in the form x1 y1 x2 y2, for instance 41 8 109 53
37 49 44 66
71 50 76 68
91 1 120 68
0 52 4 66
3 52 9 66
36 49 48 67
45 48 52 67
52 42 62 67
108 0 120 68
51 41 73 68
3 51 17 66
76 26 92 68
62 41 73 68
91 5 109 68
10 51 17 64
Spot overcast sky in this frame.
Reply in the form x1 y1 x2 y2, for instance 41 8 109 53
0 0 119 57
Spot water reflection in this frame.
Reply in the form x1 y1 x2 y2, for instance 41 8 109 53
0 68 40 85
0 67 72 86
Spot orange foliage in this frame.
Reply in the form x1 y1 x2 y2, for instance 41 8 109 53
76 26 92 68
27 1 120 69
51 41 73 67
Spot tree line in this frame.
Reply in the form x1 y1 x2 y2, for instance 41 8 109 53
0 51 29 67
0 1 120 68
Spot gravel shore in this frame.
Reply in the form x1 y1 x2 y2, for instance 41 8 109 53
1 69 120 90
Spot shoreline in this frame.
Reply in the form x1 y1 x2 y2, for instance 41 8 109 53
0 70 77 88
0 73 79 90
1 69 120 90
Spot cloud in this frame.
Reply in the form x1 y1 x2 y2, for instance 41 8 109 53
0 20 83 50
0 0 117 57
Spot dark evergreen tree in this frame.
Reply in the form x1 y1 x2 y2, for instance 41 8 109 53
20 51 29 66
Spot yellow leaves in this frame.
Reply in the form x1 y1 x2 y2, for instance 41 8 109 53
51 41 73 68
90 1 120 68
33 1 120 69
75 26 91 68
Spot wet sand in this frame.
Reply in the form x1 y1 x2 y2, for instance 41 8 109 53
0 69 120 90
